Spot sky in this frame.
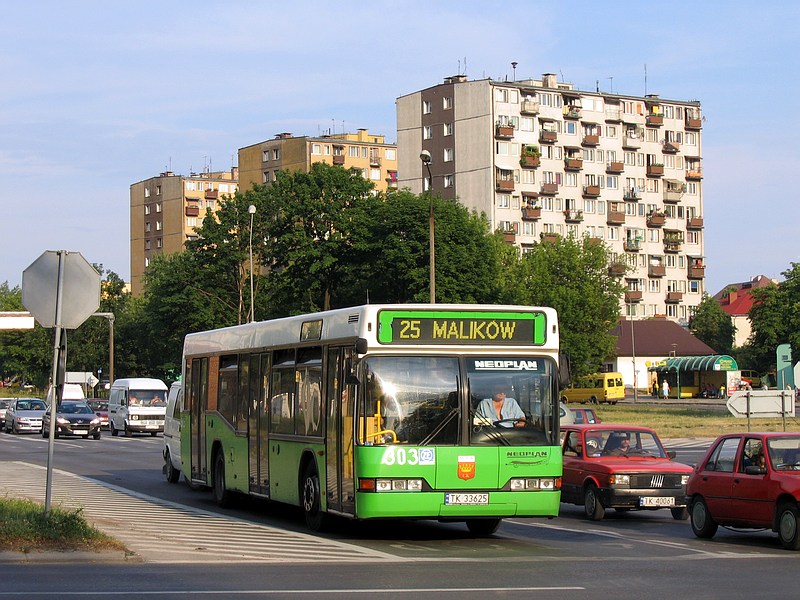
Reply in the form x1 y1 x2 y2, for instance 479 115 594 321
2 0 798 295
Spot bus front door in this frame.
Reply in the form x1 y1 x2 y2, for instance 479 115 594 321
190 357 208 483
325 347 356 516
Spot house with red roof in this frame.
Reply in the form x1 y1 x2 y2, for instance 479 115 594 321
714 275 775 347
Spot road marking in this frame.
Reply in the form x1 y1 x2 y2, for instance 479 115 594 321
1 462 396 564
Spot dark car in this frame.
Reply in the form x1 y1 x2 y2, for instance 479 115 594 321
561 424 693 521
86 399 109 430
686 432 800 550
42 400 102 439
569 407 601 424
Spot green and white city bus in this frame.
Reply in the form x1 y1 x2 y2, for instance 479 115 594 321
180 304 568 534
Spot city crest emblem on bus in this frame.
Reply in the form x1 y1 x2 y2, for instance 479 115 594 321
457 455 476 480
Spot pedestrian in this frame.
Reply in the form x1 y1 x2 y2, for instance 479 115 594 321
652 380 659 398
719 384 726 399
662 379 670 399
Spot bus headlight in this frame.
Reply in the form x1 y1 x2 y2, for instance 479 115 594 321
361 478 424 492
510 477 561 491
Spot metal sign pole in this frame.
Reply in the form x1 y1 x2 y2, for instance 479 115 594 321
44 252 66 515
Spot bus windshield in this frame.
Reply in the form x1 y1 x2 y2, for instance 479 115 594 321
358 355 556 447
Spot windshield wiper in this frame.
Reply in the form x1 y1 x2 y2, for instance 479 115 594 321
419 407 460 446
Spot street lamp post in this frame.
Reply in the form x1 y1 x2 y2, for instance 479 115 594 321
420 150 435 304
248 205 256 323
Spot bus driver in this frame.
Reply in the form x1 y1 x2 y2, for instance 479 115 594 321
476 387 526 428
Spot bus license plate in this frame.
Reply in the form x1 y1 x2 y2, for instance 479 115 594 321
640 497 675 507
445 493 489 505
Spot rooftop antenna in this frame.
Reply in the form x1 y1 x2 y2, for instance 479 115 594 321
608 77 613 94
511 62 518 82
464 57 467 76
458 58 461 75
596 79 599 93
644 63 647 96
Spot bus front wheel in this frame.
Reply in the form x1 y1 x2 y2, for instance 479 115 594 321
301 463 326 531
466 518 501 536
212 450 233 508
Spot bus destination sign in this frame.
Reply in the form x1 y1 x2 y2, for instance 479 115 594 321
377 310 546 345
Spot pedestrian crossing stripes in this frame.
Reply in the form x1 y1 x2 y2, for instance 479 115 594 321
1 461 397 564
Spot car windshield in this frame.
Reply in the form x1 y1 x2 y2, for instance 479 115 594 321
60 403 93 415
0 400 9 409
130 391 167 407
582 429 667 458
767 437 800 471
17 400 46 411
87 401 107 410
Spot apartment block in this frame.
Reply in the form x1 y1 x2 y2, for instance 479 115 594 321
129 169 239 296
238 129 398 193
397 74 704 323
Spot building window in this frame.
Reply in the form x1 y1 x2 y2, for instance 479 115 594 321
156 185 161 196
497 194 510 209
443 96 453 109
144 188 150 198
443 175 454 188
144 205 151 215
186 217 197 227
145 257 150 268
155 203 162 213
443 148 454 162
385 149 396 160
311 144 321 155
272 149 280 160
145 222 151 233
156 220 162 231
349 146 359 157
262 171 269 184
370 169 380 180
156 238 162 249
443 122 453 136
145 240 151 251
422 100 432 114
423 126 432 140
263 150 270 162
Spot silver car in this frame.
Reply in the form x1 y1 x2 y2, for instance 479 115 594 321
0 398 11 428
4 398 47 434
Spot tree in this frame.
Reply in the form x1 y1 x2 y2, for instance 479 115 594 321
689 293 735 354
497 236 624 377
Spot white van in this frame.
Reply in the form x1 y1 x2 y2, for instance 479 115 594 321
46 383 86 405
163 381 182 483
108 378 168 437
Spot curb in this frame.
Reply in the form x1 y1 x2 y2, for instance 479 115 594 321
0 550 143 564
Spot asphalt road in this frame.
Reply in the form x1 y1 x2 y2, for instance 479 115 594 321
1 428 797 599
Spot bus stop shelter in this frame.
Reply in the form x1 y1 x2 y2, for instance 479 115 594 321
649 355 739 398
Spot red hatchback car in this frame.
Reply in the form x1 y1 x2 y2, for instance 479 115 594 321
561 424 693 521
686 432 800 550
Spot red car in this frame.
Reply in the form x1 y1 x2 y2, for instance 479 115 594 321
561 424 692 521
86 399 109 430
686 432 800 550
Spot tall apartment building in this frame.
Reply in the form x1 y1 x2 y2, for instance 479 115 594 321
129 169 239 296
238 128 398 192
397 74 705 324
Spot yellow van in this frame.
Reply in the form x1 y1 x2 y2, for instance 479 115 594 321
561 372 625 405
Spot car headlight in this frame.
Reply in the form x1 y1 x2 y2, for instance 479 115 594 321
609 474 630 486
91 418 100 425
681 475 690 485
56 417 70 425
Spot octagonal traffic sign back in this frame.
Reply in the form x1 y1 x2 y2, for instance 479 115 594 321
22 251 100 329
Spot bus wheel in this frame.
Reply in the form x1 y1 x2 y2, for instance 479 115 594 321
466 518 501 536
301 463 326 531
165 449 180 484
212 450 233 508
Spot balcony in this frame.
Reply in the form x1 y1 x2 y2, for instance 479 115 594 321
622 135 641 149
582 184 601 197
496 178 515 192
582 134 600 146
687 216 704 229
185 205 200 217
520 99 540 115
205 189 219 199
646 114 663 127
522 206 542 220
647 212 666 227
369 155 382 167
605 107 622 122
564 209 584 223
565 158 583 171
666 291 683 303
663 185 685 203
606 161 624 173
625 290 643 303
662 141 680 153
685 117 702 130
607 210 626 225
540 182 559 195
539 130 558 144
608 262 627 276
495 125 515 139
623 187 641 201
664 238 683 253
686 169 703 180
688 265 705 279
647 164 664 177
332 155 345 166
624 238 643 252
564 107 581 119
540 232 560 243
520 154 541 168
649 265 666 278
503 231 516 243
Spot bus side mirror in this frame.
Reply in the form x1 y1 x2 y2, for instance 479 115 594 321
558 353 572 389
355 338 368 355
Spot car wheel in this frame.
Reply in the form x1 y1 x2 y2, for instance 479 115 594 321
301 462 326 531
212 450 233 508
589 396 598 405
777 502 800 550
690 497 718 538
165 449 181 484
42 428 48 438
150 431 157 437
466 518 501 536
93 432 101 440
584 484 605 520
111 423 118 436
671 506 689 520
124 424 132 438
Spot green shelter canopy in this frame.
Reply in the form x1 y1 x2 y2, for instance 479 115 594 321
649 355 738 373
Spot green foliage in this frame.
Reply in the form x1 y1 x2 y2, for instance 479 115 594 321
496 236 623 376
689 293 735 354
